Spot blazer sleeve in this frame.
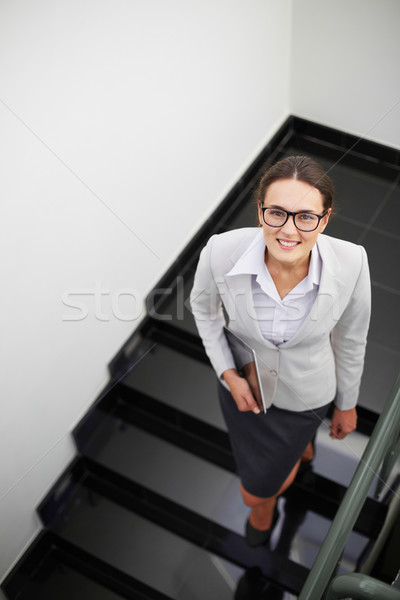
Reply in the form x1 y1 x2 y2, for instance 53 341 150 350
330 246 371 411
190 235 237 379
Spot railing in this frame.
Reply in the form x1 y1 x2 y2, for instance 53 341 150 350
326 573 400 600
298 374 400 600
374 431 400 500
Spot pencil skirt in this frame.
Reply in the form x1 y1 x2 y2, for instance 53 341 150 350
218 381 332 498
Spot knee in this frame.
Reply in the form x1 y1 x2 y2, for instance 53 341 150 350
240 484 273 508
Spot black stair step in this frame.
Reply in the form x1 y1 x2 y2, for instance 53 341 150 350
119 331 380 436
40 481 245 599
75 384 233 472
75 408 238 530
119 339 225 430
143 319 207 365
80 382 387 540
1 530 172 600
73 403 370 575
38 456 309 597
144 270 199 337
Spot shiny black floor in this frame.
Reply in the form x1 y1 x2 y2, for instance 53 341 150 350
51 481 244 600
3 117 399 599
16 561 127 600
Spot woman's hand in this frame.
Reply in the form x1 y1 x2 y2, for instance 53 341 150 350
222 368 260 414
242 362 263 410
329 407 357 439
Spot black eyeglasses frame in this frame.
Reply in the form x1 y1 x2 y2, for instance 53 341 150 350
260 206 329 232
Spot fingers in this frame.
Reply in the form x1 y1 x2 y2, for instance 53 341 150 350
240 363 262 413
222 370 261 414
230 380 260 414
329 424 344 439
329 407 357 440
236 391 260 414
251 386 263 414
329 423 354 439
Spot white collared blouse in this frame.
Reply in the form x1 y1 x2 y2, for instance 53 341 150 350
227 230 322 345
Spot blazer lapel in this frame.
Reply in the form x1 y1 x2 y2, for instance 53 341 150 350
223 230 278 349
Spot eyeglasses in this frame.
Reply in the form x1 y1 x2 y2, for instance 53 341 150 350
260 206 328 232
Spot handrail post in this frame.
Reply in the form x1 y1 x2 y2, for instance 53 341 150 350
298 374 400 600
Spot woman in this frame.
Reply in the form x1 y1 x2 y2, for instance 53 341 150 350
190 155 371 547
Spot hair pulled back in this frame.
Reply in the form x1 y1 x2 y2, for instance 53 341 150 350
256 155 335 211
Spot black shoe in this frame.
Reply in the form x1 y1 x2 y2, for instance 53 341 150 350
245 503 280 547
234 567 267 599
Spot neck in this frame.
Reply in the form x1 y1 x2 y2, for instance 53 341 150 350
264 248 311 278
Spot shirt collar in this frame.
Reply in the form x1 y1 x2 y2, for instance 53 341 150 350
307 241 322 287
226 229 265 276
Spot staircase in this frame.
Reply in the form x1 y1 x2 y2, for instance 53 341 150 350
2 117 399 599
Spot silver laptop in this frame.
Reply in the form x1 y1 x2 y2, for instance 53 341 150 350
223 326 267 414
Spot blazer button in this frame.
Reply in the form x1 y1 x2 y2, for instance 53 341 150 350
270 370 278 376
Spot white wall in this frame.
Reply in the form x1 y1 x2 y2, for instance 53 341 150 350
0 0 292 579
291 0 400 149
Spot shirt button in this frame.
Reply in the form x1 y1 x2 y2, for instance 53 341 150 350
270 370 278 377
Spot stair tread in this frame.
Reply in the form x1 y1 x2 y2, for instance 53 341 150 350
76 406 370 572
120 336 380 440
47 479 245 600
147 271 198 335
122 342 225 430
14 560 127 600
39 458 312 596
2 529 177 600
82 412 241 534
75 379 387 540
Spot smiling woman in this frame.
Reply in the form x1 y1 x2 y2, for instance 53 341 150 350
190 155 371 547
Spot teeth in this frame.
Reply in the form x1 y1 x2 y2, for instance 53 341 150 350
279 240 298 247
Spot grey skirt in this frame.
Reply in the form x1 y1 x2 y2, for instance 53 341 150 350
218 381 331 497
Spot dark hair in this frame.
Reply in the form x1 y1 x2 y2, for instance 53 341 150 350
256 155 335 211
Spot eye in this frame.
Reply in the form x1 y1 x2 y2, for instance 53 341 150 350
269 209 286 218
298 213 317 221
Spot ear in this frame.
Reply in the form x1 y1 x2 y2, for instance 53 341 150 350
320 208 331 232
258 201 263 227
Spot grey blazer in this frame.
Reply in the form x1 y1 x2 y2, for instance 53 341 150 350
190 228 371 412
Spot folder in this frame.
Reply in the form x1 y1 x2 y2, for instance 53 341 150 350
223 326 267 414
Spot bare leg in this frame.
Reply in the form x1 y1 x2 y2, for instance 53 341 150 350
301 440 314 462
241 458 301 531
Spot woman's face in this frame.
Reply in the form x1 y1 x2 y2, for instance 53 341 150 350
259 178 331 269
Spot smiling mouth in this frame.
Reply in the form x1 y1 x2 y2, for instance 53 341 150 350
278 239 300 248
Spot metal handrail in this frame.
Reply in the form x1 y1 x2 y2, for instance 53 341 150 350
375 432 400 499
326 573 400 600
298 373 400 600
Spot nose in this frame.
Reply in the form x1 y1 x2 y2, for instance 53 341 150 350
280 214 297 235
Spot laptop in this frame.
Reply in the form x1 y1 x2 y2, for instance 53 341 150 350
223 326 267 414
